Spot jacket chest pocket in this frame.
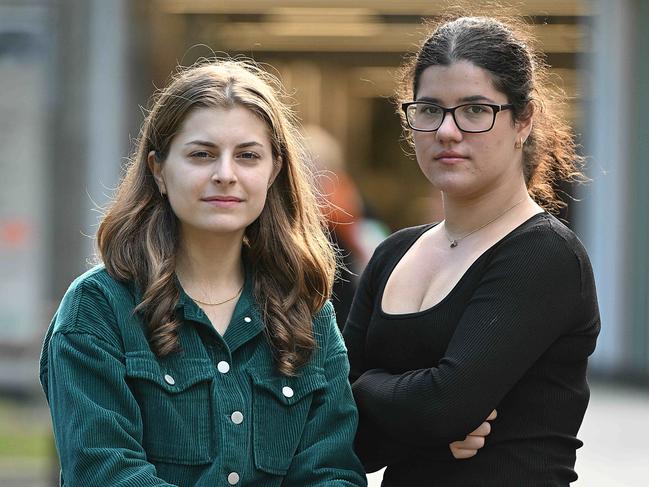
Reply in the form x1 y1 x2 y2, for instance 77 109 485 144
247 366 327 475
125 353 215 465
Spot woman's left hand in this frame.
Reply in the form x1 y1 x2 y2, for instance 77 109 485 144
449 409 497 459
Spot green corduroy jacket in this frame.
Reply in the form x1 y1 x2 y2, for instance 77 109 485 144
39 266 366 487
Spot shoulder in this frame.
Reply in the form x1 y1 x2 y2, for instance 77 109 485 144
490 212 595 289
375 223 434 253
498 213 591 261
370 223 435 266
52 265 134 338
69 264 129 292
312 300 346 358
312 300 338 340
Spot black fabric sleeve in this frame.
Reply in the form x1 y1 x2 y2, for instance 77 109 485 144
350 228 588 448
344 243 378 384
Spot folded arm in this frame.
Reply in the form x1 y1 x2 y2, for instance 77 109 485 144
350 230 584 447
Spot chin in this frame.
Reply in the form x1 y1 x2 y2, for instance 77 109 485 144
185 219 250 237
428 174 471 193
209 221 251 235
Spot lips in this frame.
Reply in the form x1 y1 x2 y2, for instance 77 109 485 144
202 196 242 202
201 196 243 208
434 151 468 164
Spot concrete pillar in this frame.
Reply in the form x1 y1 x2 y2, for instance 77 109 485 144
577 0 633 374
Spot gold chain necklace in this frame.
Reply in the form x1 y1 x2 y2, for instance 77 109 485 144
444 197 527 248
188 283 244 306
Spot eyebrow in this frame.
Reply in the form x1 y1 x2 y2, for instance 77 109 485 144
416 95 498 104
184 140 264 149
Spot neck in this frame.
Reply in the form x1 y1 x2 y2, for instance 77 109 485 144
176 228 245 289
441 185 533 238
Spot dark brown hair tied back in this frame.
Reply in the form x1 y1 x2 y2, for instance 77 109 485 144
398 8 586 212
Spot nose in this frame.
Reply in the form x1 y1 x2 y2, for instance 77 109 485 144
435 111 463 143
211 156 237 184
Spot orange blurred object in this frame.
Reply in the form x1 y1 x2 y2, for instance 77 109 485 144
0 219 31 248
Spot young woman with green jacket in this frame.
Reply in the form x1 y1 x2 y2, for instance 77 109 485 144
40 59 366 487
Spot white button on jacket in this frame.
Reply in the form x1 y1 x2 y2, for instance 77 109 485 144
217 361 230 374
231 411 244 424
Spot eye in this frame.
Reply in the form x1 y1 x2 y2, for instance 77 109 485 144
420 104 442 116
465 104 489 114
238 151 260 160
190 151 212 159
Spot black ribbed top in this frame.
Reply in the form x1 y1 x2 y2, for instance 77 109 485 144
344 213 600 486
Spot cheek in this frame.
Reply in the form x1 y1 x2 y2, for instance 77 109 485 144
413 132 432 153
247 187 271 224
474 136 504 161
413 133 436 167
246 172 273 204
166 175 194 201
414 156 438 186
163 168 204 210
255 164 276 189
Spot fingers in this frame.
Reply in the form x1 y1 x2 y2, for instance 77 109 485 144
449 434 486 459
449 409 498 460
459 435 486 450
470 409 497 437
449 444 477 459
470 421 491 437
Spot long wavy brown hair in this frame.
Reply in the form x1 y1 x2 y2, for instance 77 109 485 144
397 9 586 213
97 59 335 375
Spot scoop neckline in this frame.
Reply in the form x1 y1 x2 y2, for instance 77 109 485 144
377 211 548 319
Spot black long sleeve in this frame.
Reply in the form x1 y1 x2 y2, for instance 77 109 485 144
343 213 600 485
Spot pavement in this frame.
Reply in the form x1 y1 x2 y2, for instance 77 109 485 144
0 381 647 487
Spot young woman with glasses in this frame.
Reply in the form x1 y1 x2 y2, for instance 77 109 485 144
344 14 600 486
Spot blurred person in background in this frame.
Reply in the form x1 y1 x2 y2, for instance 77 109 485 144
344 13 600 486
39 59 366 487
303 125 387 329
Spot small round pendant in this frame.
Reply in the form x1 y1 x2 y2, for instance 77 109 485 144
450 240 458 248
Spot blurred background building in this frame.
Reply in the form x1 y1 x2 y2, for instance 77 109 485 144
1 0 648 485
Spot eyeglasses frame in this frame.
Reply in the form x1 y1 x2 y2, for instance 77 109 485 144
401 101 515 133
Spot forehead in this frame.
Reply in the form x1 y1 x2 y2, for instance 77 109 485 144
415 60 505 103
175 105 271 144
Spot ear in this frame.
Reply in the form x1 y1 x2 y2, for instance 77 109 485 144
147 150 166 195
515 104 534 145
268 155 282 188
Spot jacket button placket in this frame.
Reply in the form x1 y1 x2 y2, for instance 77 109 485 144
214 334 247 485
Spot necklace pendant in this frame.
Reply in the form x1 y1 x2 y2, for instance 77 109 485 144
450 240 458 248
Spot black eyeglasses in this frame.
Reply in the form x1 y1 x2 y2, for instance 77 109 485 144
401 102 514 133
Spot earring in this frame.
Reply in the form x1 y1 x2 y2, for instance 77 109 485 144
514 138 523 149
